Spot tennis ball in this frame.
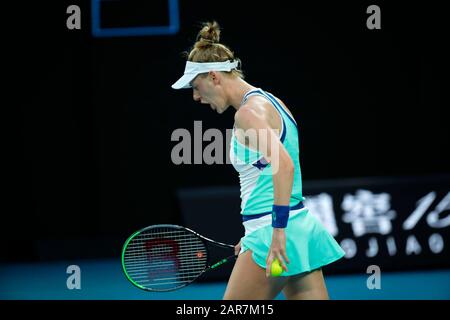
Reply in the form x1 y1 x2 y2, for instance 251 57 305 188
271 258 284 277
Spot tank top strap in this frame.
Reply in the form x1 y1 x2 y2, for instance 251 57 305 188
240 88 287 142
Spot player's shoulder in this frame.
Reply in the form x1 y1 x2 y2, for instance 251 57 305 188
235 95 271 127
242 94 271 110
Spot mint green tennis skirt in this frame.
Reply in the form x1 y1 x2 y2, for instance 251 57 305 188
240 207 345 276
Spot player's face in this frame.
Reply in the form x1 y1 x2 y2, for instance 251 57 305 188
191 73 228 114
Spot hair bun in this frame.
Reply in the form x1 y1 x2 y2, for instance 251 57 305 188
195 21 221 48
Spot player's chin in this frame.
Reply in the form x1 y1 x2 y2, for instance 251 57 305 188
215 105 226 114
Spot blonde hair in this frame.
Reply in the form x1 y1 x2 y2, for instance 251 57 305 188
186 21 244 79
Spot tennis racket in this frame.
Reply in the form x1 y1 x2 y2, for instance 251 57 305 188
121 224 237 292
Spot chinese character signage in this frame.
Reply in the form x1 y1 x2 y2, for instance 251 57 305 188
303 175 450 273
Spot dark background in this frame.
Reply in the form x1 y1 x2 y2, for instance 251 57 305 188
5 0 448 263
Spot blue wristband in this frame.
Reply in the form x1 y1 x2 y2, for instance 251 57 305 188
272 205 290 228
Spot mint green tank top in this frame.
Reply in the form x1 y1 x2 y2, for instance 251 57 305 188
229 88 305 215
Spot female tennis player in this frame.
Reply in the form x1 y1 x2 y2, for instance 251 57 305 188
172 21 345 300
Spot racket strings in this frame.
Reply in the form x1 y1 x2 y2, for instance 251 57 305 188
123 226 208 291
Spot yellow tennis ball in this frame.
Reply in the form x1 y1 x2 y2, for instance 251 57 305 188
271 258 284 277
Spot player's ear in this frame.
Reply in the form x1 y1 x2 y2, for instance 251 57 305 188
209 71 220 85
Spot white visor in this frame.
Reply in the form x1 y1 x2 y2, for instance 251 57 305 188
171 60 239 89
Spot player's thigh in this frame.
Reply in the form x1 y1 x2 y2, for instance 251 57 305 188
282 268 329 300
223 249 288 300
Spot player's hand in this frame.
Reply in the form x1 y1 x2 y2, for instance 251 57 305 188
234 240 241 256
266 228 290 277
